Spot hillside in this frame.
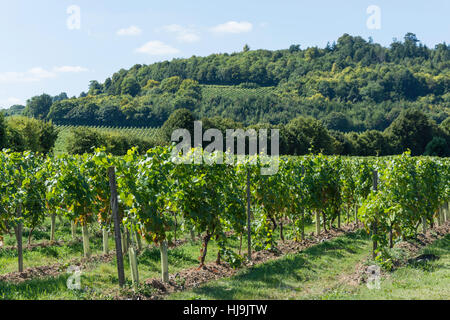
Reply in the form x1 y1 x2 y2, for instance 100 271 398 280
7 33 448 133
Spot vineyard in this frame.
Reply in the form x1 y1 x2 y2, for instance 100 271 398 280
201 85 277 103
55 125 163 141
0 147 449 299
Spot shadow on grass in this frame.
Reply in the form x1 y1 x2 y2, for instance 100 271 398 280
182 231 369 300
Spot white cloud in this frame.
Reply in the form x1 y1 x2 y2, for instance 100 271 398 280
160 24 200 43
0 66 89 84
117 25 142 36
211 21 253 34
28 67 56 79
53 66 89 73
135 41 180 55
0 67 56 84
6 97 22 104
0 97 23 107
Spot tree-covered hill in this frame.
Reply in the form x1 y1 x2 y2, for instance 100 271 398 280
7 32 447 131
1 33 449 157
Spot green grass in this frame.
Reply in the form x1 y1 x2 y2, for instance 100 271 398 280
0 218 110 274
3 216 447 300
347 235 450 300
168 233 450 300
0 217 317 299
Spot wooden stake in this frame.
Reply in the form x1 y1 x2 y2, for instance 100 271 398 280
108 166 125 288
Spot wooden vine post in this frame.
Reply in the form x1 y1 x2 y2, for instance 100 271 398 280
372 170 378 259
108 166 125 288
247 168 252 261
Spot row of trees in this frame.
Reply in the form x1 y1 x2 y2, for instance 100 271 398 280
160 108 450 157
1 108 448 157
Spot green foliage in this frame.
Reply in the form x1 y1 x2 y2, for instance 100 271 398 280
24 94 53 120
8 33 447 135
161 108 195 142
424 137 450 157
284 117 335 155
0 113 6 149
120 77 141 97
5 116 57 153
64 126 158 155
385 109 437 155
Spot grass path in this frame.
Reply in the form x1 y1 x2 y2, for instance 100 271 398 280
168 232 450 300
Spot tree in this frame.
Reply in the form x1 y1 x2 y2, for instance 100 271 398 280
88 81 103 95
0 113 6 149
161 108 195 143
323 112 353 132
6 116 57 153
243 44 250 52
52 92 69 103
161 76 183 93
285 116 334 155
440 117 450 136
424 137 449 157
355 130 390 156
121 77 141 97
385 109 435 155
66 127 102 154
289 44 301 53
24 94 53 120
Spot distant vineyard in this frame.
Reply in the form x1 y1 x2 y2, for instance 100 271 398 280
201 85 277 100
56 125 163 141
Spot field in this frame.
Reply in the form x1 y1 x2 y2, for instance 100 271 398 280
0 148 449 300
0 218 449 300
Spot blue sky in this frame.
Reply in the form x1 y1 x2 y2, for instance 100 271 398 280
0 0 449 109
